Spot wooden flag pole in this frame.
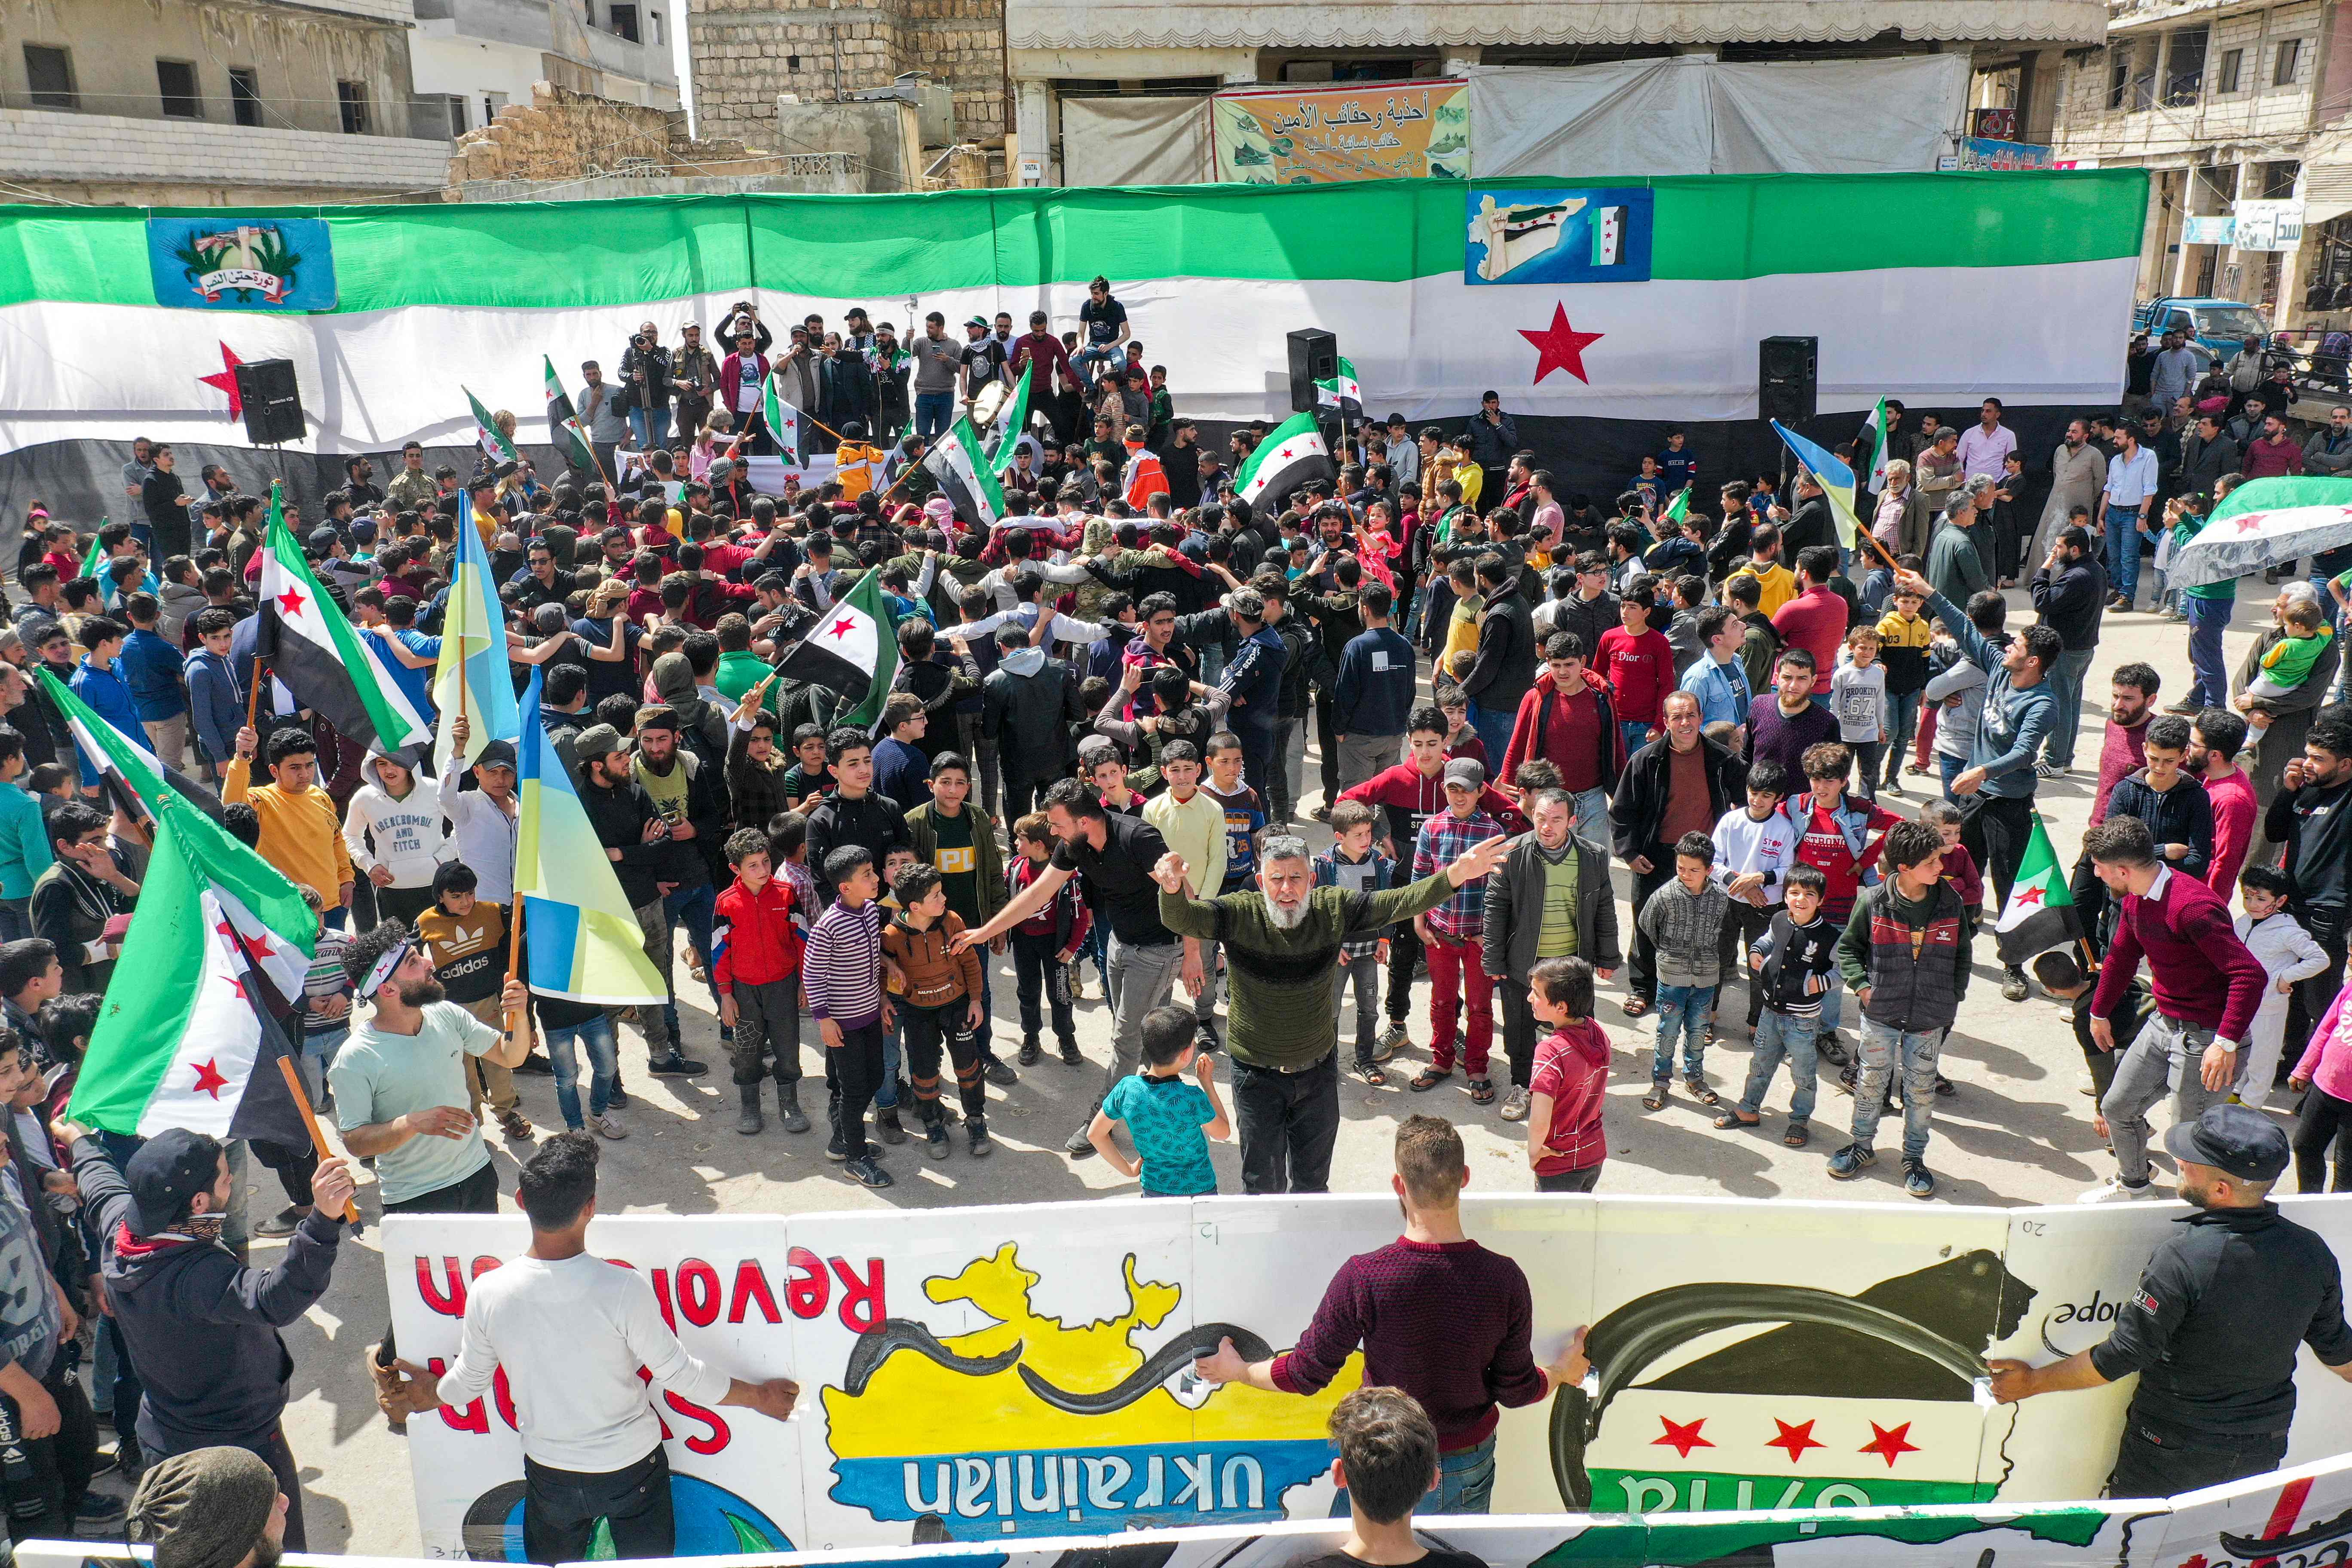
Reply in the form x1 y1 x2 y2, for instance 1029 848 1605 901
276 1055 360 1224
245 656 265 729
504 894 530 1042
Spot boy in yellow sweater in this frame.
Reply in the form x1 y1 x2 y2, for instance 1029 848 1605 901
228 723 354 924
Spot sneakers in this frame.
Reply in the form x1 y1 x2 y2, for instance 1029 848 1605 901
73 1491 126 1534
1378 1020 1411 1054
1018 1037 1042 1066
1194 1020 1223 1055
775 1083 809 1133
2034 760 2067 780
924 1116 951 1161
1499 1086 1531 1122
254 1205 309 1238
591 1112 628 1139
1065 1123 1098 1158
606 1081 630 1109
1058 1037 1083 1065
1902 1159 1936 1199
1816 1030 1849 1067
646 1052 708 1077
875 1106 908 1145
2080 1174 2163 1203
1826 1142 1877 1179
2002 965 2031 1001
2077 1072 2097 1096
968 1119 994 1157
985 1057 1020 1087
845 1156 893 1189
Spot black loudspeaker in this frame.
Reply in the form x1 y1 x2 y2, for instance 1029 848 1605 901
1758 336 1818 425
235 358 306 445
1287 328 1338 413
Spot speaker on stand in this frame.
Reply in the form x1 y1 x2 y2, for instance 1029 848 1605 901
235 358 306 447
1758 336 1818 426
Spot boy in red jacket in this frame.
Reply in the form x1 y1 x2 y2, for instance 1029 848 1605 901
716 827 808 1136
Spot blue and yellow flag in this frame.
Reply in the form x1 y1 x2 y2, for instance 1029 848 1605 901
514 666 666 1005
432 506 521 774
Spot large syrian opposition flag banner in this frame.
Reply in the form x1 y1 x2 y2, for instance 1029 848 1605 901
254 485 433 753
772 567 899 729
923 416 1006 530
0 174 2145 477
2173 475 2352 589
1235 410 1333 507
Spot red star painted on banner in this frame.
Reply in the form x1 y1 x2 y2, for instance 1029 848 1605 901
275 584 306 618
2248 1474 2315 1568
215 919 275 961
2177 1556 2209 1568
1651 1416 1714 1459
2013 884 2046 908
1519 303 1605 385
2231 511 2272 534
1764 1418 1823 1463
1859 1421 1920 1467
825 615 857 640
190 1058 229 1099
199 342 246 416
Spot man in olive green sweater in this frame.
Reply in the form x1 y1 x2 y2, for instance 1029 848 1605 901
1152 830 1510 1194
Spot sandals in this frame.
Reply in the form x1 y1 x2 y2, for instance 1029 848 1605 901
1643 1084 1669 1111
1684 1075 1719 1107
1622 996 1651 1019
1360 1064 1390 1087
1468 1078 1497 1106
1409 1067 1452 1093
1784 1125 1810 1148
1712 1109 1761 1130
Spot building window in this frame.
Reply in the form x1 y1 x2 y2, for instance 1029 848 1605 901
2107 40 2157 109
2218 47 2243 93
2276 37 2304 86
650 9 662 44
2262 159 2300 199
608 3 640 40
443 93 467 134
22 45 75 110
228 67 261 126
337 78 369 133
786 53 800 68
2164 25 2206 104
156 59 201 118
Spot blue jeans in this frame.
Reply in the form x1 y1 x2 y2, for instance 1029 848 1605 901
1571 787 1611 858
1471 704 1516 773
660 882 720 1038
300 1026 347 1102
1739 1008 1820 1125
547 1015 619 1127
1331 1432 1497 1518
2186 595 2233 707
914 390 955 444
0 900 28 943
1072 344 1124 385
2103 504 2147 605
1620 719 1655 759
1882 691 1920 781
1652 983 1715 1082
2045 646 2097 768
1850 1017 1945 1161
1939 753 1966 797
628 404 672 450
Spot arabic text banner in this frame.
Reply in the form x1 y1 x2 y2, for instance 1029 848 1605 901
1210 82 1470 185
383 1191 2352 1558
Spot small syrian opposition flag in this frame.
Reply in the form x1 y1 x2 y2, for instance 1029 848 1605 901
254 484 433 754
772 567 899 730
544 355 593 471
37 666 220 824
987 364 1033 475
1591 205 1627 266
1315 355 1363 418
1994 810 2085 965
1661 486 1690 527
923 416 1007 530
79 530 106 583
1235 409 1333 507
763 373 811 467
70 794 317 1147
1861 397 1893 494
466 387 518 465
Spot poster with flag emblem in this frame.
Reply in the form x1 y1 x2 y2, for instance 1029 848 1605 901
1994 810 2083 965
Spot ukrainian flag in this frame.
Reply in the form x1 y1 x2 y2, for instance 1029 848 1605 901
431 507 522 775
514 667 667 1005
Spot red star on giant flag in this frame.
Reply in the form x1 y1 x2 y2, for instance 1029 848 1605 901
190 1058 230 1099
275 585 306 618
1859 1421 1920 1467
199 342 246 416
2013 884 2046 909
1764 1418 1823 1463
1651 1416 1714 1460
1519 303 1605 385
826 615 857 641
2231 512 2272 534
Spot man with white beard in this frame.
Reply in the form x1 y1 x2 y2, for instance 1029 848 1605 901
1151 831 1510 1194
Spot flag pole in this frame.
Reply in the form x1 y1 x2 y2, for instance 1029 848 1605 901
275 1056 360 1225
245 656 264 730
504 894 530 1041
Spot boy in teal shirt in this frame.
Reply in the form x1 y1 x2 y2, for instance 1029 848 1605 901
1088 1004 1230 1195
0 730 52 941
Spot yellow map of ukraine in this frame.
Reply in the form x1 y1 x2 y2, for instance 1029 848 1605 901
824 1243 1358 1537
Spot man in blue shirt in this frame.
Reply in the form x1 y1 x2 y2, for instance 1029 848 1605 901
67 616 144 786
1676 606 1754 738
1332 581 1416 792
119 592 190 771
1216 587 1288 802
364 597 441 723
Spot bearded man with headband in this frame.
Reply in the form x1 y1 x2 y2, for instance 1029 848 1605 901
1151 829 1509 1195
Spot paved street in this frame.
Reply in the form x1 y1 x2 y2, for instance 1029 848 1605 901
204 581 2263 1553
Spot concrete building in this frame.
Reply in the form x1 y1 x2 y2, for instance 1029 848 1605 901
0 0 450 203
2049 0 2352 327
410 0 679 138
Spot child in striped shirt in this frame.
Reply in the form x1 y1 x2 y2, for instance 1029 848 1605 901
805 845 890 1188
296 882 353 1106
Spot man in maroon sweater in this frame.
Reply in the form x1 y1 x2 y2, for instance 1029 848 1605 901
2083 817 2268 1203
1193 1115 1587 1513
1770 546 1850 697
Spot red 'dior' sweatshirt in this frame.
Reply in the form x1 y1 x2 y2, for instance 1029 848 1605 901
2091 867 2266 1044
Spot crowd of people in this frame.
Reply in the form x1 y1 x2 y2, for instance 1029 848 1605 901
2 281 2352 1552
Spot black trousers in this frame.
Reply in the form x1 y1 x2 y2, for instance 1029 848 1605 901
0 1356 98 1541
1011 930 1076 1043
1960 792 2036 915
1314 687 1340 796
901 999 986 1120
1231 1052 1339 1195
524 1445 674 1565
251 1136 318 1209
2107 1418 2286 1500
1626 863 1675 1002
2297 1083 2352 1193
1496 978 1537 1090
1718 901 1776 1027
825 1020 885 1161
999 769 1052 824
1384 922 1423 1026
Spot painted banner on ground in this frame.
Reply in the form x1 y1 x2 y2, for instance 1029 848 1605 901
1210 83 1470 185
383 1192 2352 1559
0 173 2147 459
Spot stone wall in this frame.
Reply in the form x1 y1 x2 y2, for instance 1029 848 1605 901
0 107 453 201
446 80 791 185
686 0 1003 155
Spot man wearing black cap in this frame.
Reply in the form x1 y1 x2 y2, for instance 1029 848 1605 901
57 1121 359 1549
1989 1102 2352 1496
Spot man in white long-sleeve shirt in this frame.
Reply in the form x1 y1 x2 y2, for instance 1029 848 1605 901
396 1134 798 1564
439 718 520 904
